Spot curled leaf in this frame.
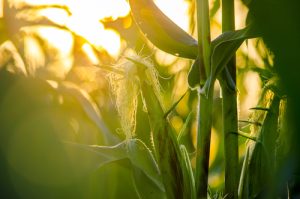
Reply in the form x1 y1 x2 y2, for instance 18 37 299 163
187 56 206 89
201 26 258 96
129 0 198 59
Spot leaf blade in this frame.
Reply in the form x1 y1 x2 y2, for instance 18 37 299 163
129 0 198 59
64 139 165 194
56 81 118 144
201 26 258 96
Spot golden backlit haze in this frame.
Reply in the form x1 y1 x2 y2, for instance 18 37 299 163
0 0 266 192
0 0 129 57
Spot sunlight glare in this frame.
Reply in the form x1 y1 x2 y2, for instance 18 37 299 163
82 44 99 65
67 16 121 57
15 0 62 6
153 0 191 68
67 0 130 21
21 0 130 57
242 71 261 117
155 0 190 32
37 27 73 75
0 0 3 17
11 0 62 9
39 8 69 26
65 0 129 57
37 27 73 55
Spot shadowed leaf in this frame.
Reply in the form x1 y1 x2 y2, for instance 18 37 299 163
187 57 205 89
65 139 164 193
56 81 118 144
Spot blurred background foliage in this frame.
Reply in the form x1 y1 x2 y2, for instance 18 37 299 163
0 0 291 198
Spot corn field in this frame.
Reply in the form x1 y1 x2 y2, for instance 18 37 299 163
1 0 300 198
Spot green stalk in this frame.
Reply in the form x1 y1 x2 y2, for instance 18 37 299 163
196 0 211 74
141 84 180 199
138 75 194 199
221 0 239 198
222 0 235 32
221 84 239 199
195 0 213 198
195 90 214 199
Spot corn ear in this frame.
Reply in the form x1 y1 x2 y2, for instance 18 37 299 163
127 57 194 199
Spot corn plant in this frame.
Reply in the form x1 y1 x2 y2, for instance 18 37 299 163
1 0 296 198
127 0 256 198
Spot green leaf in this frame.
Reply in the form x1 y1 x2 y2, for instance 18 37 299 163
129 57 193 198
180 145 196 199
218 66 236 92
188 58 204 90
201 26 258 96
132 168 166 199
233 131 258 142
247 143 270 198
62 140 128 180
187 55 213 90
177 112 193 143
64 139 164 193
250 107 270 111
64 140 127 166
130 140 166 198
238 147 250 199
129 0 198 59
56 81 118 144
126 139 164 191
164 91 187 118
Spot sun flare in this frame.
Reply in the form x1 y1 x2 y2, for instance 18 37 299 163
5 0 190 59
154 0 190 32
17 0 130 58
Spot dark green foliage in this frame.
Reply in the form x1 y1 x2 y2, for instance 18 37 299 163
245 0 300 197
0 70 137 198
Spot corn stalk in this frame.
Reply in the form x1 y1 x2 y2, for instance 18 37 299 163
195 0 213 198
220 0 239 198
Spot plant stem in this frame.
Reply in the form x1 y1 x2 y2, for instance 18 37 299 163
195 90 214 199
222 0 235 32
221 84 239 199
221 0 239 198
196 0 213 198
140 80 192 199
196 0 211 75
